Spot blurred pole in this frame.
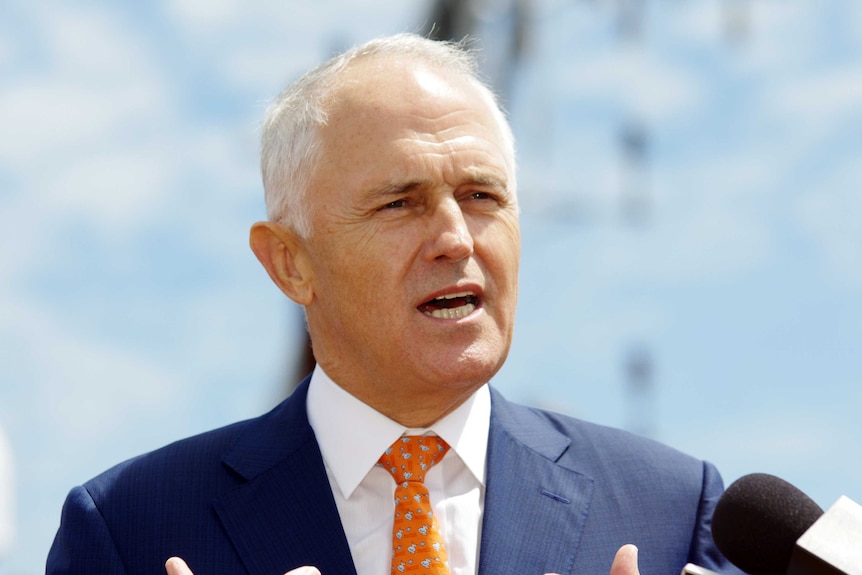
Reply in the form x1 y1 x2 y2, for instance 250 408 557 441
616 0 645 42
615 4 653 438
615 0 651 226
619 120 650 226
423 0 477 42
624 343 656 438
421 0 530 106
722 0 752 47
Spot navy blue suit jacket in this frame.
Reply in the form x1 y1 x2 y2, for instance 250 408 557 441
47 381 738 575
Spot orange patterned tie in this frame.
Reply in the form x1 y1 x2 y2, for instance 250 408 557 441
379 435 451 575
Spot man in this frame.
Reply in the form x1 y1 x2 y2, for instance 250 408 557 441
47 34 738 575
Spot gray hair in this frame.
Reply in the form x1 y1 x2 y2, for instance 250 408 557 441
259 32 517 237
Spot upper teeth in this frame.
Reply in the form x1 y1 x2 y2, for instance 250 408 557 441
436 291 473 300
424 291 477 320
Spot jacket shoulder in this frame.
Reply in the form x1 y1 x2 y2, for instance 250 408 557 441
84 380 312 506
490 389 734 573
491 388 705 477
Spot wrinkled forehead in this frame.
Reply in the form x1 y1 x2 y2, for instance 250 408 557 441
319 55 514 174
330 56 490 117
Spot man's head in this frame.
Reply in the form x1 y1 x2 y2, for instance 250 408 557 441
260 33 516 237
251 34 520 426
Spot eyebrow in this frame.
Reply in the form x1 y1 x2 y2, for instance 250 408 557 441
361 171 509 202
464 171 509 192
360 180 428 203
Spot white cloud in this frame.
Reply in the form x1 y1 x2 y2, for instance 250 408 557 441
668 405 862 507
0 1 255 277
547 149 778 287
602 207 770 284
0 3 171 167
771 67 862 140
0 298 182 440
221 42 323 98
667 0 724 46
556 47 704 124
38 4 152 76
793 161 862 288
517 149 778 291
0 29 14 68
735 1 821 73
161 0 433 97
0 78 168 168
43 145 176 230
166 0 246 32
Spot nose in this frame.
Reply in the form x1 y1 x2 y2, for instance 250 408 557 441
425 197 474 262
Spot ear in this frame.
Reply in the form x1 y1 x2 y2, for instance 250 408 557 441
249 221 314 306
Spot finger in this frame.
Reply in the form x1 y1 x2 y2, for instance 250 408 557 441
609 544 640 575
165 557 194 575
284 567 321 575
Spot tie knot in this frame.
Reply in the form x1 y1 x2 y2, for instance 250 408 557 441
378 435 449 484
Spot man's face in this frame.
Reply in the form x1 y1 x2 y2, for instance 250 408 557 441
299 58 520 421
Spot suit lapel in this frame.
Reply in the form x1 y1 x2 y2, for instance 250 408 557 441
213 379 357 575
478 389 595 575
208 381 594 575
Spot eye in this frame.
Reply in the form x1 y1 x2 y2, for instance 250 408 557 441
466 191 504 205
462 189 512 212
381 199 407 210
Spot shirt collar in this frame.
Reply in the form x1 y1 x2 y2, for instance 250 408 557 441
306 365 490 499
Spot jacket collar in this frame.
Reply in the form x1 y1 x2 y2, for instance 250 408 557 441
214 381 595 575
215 377 359 575
478 388 595 575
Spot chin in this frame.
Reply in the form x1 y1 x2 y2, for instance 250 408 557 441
424 344 508 389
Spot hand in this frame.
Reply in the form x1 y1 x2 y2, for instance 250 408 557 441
165 556 321 575
609 544 640 575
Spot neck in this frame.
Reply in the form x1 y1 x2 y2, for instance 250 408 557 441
353 383 478 428
315 362 481 428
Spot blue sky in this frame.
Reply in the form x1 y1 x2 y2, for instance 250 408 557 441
1 1 860 572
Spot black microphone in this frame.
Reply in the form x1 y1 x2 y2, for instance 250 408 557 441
711 473 862 575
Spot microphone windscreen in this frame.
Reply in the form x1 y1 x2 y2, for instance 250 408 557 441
711 473 824 575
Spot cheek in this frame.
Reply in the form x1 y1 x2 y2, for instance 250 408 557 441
315 234 411 301
481 224 520 273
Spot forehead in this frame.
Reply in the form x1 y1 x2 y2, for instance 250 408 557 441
330 55 493 118
312 56 511 185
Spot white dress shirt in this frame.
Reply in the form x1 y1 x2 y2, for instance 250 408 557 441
306 366 489 575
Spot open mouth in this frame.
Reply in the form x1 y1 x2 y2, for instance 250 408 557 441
417 291 480 319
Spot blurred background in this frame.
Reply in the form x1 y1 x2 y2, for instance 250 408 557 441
1 0 860 572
